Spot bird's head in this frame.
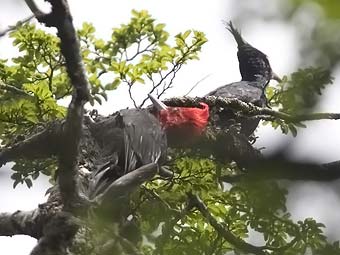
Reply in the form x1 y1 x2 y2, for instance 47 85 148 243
149 94 210 145
226 21 282 84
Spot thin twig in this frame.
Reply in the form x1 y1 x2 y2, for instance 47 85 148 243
139 62 181 108
0 15 35 37
126 39 156 62
184 74 211 96
157 63 179 99
0 81 33 97
139 40 202 108
124 79 138 108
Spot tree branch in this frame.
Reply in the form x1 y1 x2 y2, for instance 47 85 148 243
0 81 33 98
184 74 211 96
24 0 46 17
139 45 196 108
0 122 62 168
30 212 80 255
25 0 91 211
34 0 90 102
220 156 340 182
188 193 267 255
0 209 43 238
0 15 35 37
24 0 90 253
98 234 142 255
162 96 340 123
156 198 194 253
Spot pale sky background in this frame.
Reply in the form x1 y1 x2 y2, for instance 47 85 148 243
0 0 340 254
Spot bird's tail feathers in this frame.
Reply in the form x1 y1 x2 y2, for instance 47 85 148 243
87 157 120 199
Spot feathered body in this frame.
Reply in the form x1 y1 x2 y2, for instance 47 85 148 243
88 109 167 197
206 22 280 136
227 21 276 85
88 101 210 196
207 79 267 107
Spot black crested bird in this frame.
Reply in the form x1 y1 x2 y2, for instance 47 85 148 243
206 21 281 136
226 21 281 84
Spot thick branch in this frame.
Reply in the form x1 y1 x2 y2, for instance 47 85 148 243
188 193 267 255
23 3 89 254
162 96 340 123
58 96 86 211
25 0 90 211
24 0 46 17
223 157 340 182
0 122 62 168
0 209 43 238
30 212 80 255
35 0 90 102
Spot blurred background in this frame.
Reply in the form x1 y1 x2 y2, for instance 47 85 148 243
0 0 340 253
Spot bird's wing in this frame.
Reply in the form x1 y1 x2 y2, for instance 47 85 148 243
121 109 167 173
206 81 264 105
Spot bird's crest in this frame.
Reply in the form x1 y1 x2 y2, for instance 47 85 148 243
156 103 210 136
224 21 246 47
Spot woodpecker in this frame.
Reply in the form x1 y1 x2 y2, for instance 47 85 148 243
149 94 209 146
226 21 281 85
206 22 281 136
88 95 210 196
88 106 167 198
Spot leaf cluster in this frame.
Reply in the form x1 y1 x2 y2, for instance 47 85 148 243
0 10 207 187
0 9 338 255
77 10 207 107
125 155 338 255
265 67 333 136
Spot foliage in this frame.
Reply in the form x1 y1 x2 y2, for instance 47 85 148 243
10 158 57 188
265 67 333 136
0 10 206 185
268 67 332 113
78 10 207 107
132 155 339 255
0 8 339 255
289 0 340 19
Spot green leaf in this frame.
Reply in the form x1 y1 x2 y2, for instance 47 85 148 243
24 178 33 188
13 179 21 189
182 30 191 40
105 78 121 90
288 124 298 137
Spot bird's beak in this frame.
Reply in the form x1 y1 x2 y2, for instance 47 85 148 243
271 72 282 83
148 94 168 110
